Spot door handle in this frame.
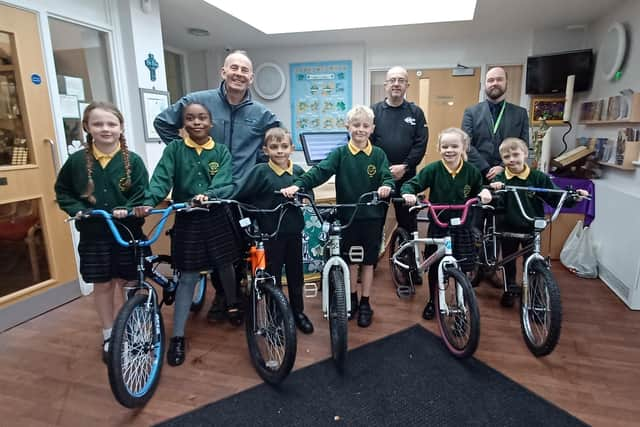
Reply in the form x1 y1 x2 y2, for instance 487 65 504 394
44 138 60 170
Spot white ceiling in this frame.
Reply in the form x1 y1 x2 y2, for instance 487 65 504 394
159 0 625 52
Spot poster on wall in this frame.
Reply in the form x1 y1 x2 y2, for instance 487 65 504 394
290 60 352 150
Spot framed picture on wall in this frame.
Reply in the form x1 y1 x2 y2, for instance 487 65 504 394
140 88 170 142
530 96 565 126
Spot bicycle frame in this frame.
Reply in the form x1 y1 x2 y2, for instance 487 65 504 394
67 203 187 308
477 186 581 299
391 198 477 314
300 191 386 319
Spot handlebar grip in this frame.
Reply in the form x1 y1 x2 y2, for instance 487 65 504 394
391 197 406 203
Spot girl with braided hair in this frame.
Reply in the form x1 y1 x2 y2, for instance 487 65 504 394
55 101 149 363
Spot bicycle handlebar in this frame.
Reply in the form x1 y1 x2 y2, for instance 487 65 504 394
393 197 479 228
197 196 305 241
296 191 388 232
65 203 188 247
495 185 587 223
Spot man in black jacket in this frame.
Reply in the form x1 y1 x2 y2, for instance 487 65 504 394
462 66 529 182
371 66 428 235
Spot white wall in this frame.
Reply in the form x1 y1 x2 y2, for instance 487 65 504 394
573 0 640 308
247 44 366 130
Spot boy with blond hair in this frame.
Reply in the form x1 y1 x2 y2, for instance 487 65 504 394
282 105 394 327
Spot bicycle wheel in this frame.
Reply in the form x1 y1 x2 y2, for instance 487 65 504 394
190 273 207 312
389 227 415 296
245 274 297 384
328 266 348 371
437 266 480 359
521 259 562 357
108 293 165 408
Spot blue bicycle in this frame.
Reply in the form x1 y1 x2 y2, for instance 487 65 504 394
68 203 203 408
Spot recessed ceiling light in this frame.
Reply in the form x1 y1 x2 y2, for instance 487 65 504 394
204 0 477 34
187 27 210 37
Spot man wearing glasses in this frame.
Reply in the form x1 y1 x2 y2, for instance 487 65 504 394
371 66 428 265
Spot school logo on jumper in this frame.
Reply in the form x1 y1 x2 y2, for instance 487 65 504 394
118 176 128 192
404 116 416 126
367 164 377 177
208 162 219 176
463 184 471 198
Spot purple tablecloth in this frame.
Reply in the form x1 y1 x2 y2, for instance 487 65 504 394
544 175 595 226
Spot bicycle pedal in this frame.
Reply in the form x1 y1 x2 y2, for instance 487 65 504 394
396 285 414 299
348 246 364 263
304 282 318 298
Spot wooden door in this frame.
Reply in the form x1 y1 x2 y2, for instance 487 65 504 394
0 5 77 311
405 68 481 168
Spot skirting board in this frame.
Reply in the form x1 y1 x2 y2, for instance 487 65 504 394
599 263 639 310
0 279 82 332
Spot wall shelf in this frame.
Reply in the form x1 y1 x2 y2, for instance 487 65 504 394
578 120 640 126
598 161 636 170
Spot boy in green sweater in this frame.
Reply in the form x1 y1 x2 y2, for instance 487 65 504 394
233 127 314 334
489 137 588 307
282 105 394 327
401 127 492 320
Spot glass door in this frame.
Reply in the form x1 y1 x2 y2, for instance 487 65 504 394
0 5 77 313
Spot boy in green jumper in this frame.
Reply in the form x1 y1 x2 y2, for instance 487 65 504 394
401 127 492 320
489 138 588 307
135 103 241 366
282 105 394 327
233 127 314 334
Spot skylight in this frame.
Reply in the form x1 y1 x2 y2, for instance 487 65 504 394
203 0 477 34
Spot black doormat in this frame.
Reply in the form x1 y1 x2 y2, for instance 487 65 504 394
157 325 586 427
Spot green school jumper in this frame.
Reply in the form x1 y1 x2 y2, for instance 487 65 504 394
233 161 306 235
294 142 395 221
145 138 232 206
55 149 148 237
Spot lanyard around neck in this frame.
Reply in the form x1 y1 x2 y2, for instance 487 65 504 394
491 102 506 135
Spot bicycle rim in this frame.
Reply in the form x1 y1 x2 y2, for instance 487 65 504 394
108 294 164 408
521 260 562 357
245 279 297 384
437 267 480 359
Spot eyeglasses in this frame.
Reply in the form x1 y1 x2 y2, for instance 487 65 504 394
385 78 407 84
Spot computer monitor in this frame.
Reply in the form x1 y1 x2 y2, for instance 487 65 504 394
300 131 350 166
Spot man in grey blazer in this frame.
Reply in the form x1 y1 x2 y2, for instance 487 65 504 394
462 66 530 182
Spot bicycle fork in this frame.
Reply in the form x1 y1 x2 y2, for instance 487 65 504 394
437 237 464 316
321 235 352 319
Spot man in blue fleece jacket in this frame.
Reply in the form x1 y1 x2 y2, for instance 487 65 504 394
154 50 279 322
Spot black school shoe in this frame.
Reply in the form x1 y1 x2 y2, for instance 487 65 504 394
207 293 227 322
348 293 358 320
422 300 435 320
167 336 185 366
294 312 314 334
357 301 374 327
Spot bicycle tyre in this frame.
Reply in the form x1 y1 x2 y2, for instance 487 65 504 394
521 260 562 357
190 273 207 312
108 293 165 408
328 266 348 371
389 227 413 290
437 266 480 359
245 275 297 384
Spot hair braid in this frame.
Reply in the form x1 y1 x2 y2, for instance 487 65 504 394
119 134 132 190
82 134 97 205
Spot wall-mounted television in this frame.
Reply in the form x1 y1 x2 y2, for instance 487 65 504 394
525 49 594 95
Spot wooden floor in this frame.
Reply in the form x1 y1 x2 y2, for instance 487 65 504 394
1 259 639 427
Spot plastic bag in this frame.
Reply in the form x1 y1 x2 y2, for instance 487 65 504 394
560 220 598 278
